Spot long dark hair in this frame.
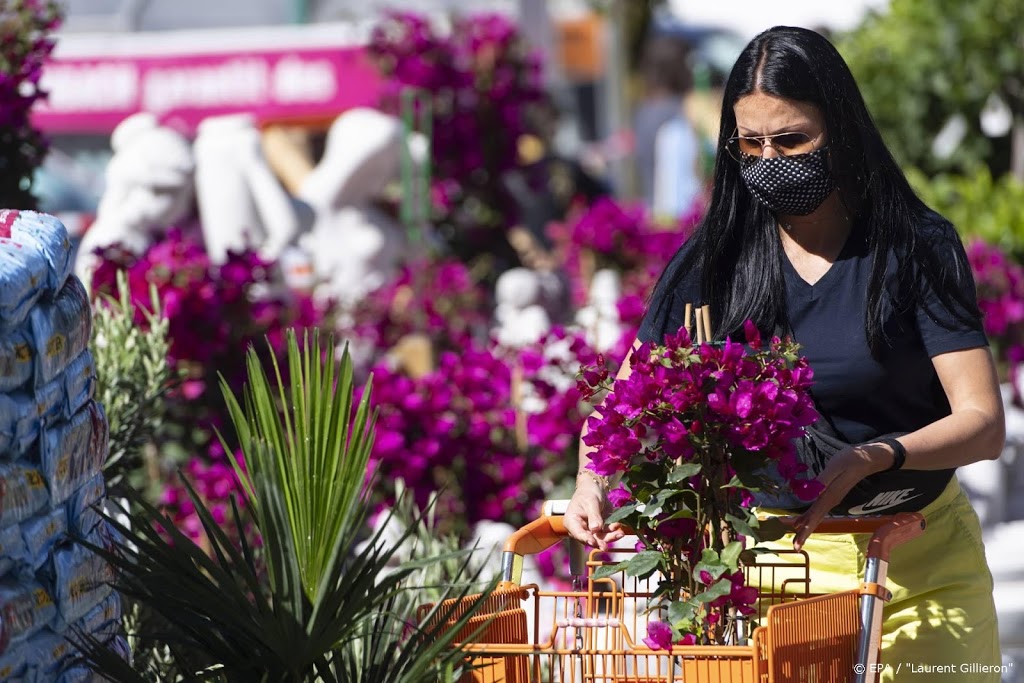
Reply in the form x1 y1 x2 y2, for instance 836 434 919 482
650 26 980 354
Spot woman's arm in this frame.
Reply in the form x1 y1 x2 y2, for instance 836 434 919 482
792 345 1005 549
563 339 640 550
899 346 1005 466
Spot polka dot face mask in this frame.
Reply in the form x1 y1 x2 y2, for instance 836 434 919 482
738 148 834 215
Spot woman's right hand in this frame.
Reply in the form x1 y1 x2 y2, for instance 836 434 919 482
564 476 625 551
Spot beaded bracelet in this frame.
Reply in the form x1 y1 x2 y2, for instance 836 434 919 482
576 470 610 490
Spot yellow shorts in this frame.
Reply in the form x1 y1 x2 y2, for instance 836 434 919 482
756 477 1001 682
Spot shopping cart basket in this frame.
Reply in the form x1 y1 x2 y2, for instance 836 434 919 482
419 507 925 683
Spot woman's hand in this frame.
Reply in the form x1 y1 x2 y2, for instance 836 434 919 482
792 442 894 550
563 476 626 551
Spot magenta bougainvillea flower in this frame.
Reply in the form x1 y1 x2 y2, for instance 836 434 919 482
642 621 674 651
90 230 331 539
344 257 488 356
547 197 703 314
368 11 546 257
580 324 820 645
363 326 600 536
966 239 1024 403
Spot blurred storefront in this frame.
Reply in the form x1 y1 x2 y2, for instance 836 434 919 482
35 2 606 218
34 1 747 222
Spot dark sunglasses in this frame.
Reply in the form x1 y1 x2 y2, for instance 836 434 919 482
725 131 821 161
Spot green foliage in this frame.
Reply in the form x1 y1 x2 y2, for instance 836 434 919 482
79 481 487 681
839 0 1024 176
376 479 493 605
91 271 176 493
77 329 496 681
906 166 1024 254
218 330 376 603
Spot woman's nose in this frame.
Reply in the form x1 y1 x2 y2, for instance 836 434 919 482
760 140 780 159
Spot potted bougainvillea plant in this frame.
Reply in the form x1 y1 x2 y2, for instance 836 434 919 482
577 322 822 649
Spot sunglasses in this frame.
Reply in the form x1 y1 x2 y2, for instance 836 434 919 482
725 131 822 161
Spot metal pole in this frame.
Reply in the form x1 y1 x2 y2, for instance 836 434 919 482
400 88 433 247
856 557 888 683
291 0 309 24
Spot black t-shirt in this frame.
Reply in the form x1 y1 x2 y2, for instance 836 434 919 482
637 217 987 513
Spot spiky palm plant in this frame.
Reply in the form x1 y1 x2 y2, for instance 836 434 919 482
78 330 496 681
219 330 375 601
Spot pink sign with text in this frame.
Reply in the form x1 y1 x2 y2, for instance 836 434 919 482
32 45 384 134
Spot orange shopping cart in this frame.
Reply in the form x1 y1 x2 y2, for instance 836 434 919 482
419 503 925 683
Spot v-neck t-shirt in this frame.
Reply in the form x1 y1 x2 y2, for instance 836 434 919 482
638 219 987 447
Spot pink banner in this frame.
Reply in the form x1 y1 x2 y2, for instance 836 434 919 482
32 45 384 134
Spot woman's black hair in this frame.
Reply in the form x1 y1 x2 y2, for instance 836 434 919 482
649 26 981 354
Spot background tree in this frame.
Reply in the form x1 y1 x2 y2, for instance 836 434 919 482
839 0 1024 179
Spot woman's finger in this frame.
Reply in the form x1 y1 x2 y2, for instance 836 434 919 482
563 508 591 543
582 496 605 533
793 471 857 550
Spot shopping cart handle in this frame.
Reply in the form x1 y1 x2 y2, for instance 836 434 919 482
500 515 569 587
502 514 568 556
502 509 925 560
865 512 926 562
768 513 926 561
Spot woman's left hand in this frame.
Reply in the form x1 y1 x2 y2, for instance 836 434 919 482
792 442 894 550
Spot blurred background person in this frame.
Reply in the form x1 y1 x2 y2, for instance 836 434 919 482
632 33 702 221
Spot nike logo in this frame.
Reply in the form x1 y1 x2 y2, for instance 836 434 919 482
847 489 922 515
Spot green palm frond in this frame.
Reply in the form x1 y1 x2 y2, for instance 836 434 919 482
220 330 375 602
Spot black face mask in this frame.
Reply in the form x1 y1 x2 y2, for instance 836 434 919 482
739 148 834 215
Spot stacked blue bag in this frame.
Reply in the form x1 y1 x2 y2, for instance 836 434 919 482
0 210 126 682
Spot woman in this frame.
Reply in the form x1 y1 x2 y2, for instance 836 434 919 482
565 26 1004 681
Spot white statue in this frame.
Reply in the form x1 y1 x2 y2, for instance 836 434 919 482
294 107 423 307
82 106 426 308
575 268 625 352
76 111 312 285
74 113 195 284
192 113 312 264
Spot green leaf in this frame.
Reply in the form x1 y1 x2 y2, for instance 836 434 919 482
725 512 757 540
698 548 720 564
729 456 766 488
721 474 752 490
693 561 726 585
641 489 683 519
721 542 743 571
605 504 637 525
632 461 664 484
668 599 697 627
625 551 664 578
662 507 695 521
694 577 734 604
592 560 632 580
218 330 379 603
668 462 702 483
753 516 791 543
86 307 511 681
